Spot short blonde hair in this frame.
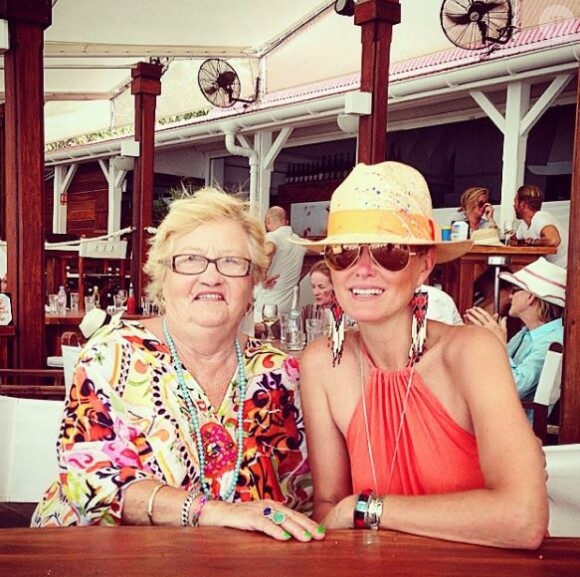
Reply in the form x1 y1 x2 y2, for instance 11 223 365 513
459 186 488 213
144 187 268 311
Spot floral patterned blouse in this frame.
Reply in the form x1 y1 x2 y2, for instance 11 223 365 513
31 320 311 526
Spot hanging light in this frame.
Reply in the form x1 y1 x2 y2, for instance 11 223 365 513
334 0 355 17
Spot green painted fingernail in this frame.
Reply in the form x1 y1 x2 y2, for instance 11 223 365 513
315 526 326 535
303 531 312 539
282 531 292 540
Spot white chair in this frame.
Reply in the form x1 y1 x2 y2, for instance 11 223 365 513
521 342 563 444
0 396 63 502
544 444 580 537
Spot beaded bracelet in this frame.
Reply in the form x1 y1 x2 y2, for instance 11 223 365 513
353 489 373 529
190 495 209 527
147 483 167 526
181 489 200 527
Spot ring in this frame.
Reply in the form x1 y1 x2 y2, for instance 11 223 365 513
263 506 286 525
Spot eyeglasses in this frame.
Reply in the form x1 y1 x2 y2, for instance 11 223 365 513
324 244 419 272
476 200 487 208
167 254 252 277
510 286 524 296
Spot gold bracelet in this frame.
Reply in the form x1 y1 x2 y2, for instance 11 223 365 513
147 482 167 526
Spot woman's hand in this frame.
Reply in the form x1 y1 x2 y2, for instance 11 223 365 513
322 494 358 529
464 306 507 345
201 499 326 542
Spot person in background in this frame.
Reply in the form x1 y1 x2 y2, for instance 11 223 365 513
254 206 306 332
302 260 334 320
512 185 568 268
31 188 324 542
464 257 565 400
421 284 463 325
458 186 497 233
298 162 547 549
0 275 7 293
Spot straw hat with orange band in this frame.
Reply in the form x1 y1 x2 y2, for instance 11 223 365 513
294 161 473 365
294 161 472 263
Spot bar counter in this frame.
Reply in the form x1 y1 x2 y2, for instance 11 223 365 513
440 245 557 315
0 527 578 576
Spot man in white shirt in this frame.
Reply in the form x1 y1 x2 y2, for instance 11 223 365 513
513 184 568 268
254 206 306 324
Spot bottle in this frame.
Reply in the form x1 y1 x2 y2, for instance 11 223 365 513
93 285 101 309
286 286 303 351
56 285 67 315
127 283 136 314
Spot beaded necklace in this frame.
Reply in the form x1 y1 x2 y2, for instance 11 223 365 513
162 317 246 501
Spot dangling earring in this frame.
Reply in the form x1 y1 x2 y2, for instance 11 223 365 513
329 299 345 367
409 287 429 366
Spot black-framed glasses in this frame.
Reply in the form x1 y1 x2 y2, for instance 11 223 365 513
167 254 252 277
324 244 419 273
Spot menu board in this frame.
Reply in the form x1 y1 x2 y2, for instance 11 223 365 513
0 293 12 325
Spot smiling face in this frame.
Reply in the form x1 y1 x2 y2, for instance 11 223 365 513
330 245 435 325
310 270 334 307
162 220 254 333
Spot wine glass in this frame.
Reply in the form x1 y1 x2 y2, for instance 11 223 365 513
117 289 128 309
261 304 279 341
503 220 518 246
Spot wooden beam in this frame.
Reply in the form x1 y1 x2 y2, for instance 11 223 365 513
354 0 401 165
130 61 162 305
560 66 580 444
2 0 52 368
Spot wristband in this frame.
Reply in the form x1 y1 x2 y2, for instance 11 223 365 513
181 489 200 527
147 483 167 526
353 489 373 529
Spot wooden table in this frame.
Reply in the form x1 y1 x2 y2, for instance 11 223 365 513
0 528 578 576
439 245 557 315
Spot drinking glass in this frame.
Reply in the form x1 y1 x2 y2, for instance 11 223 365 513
261 304 279 341
279 313 289 344
113 294 124 313
306 318 323 344
117 289 128 308
70 292 80 312
503 220 518 246
48 294 58 314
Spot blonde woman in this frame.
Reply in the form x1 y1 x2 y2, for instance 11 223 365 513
458 186 497 232
32 188 324 542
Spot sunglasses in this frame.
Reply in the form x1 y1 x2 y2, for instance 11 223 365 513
324 244 420 272
510 286 524 296
476 200 488 208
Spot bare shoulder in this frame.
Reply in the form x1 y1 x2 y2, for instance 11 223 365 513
300 331 360 390
432 322 507 362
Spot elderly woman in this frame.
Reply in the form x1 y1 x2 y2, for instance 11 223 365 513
458 186 497 233
297 163 547 549
32 188 324 542
464 257 565 400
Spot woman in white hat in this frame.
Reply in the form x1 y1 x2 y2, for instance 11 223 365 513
298 162 547 548
464 257 565 399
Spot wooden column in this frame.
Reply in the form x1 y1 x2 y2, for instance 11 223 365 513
560 68 580 444
130 62 162 303
354 0 401 165
0 104 5 243
1 0 52 368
